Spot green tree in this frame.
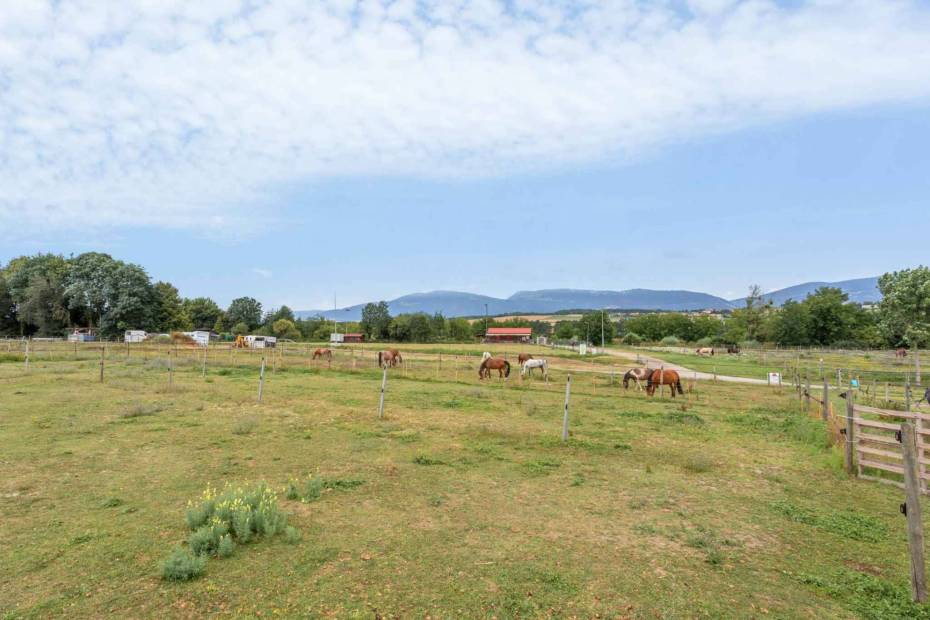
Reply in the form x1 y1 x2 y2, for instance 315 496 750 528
729 284 772 342
0 274 17 335
271 319 301 339
770 300 811 346
153 282 192 332
448 317 473 341
63 252 120 328
804 287 856 345
553 320 576 340
231 321 249 335
878 267 930 348
3 253 70 333
577 311 615 345
360 301 392 340
183 297 224 330
227 297 263 330
408 313 433 342
97 263 156 337
17 273 70 336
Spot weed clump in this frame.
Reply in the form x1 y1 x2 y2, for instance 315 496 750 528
771 500 886 543
412 455 445 466
284 475 364 503
161 547 206 582
162 482 291 581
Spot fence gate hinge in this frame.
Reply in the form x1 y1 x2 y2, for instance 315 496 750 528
901 502 908 516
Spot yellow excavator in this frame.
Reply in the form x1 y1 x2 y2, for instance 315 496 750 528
234 335 248 348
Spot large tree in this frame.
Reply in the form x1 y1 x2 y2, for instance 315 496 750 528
17 273 70 336
360 301 392 340
3 254 70 334
153 282 192 332
183 297 224 330
878 266 930 348
0 275 17 335
577 310 615 345
226 297 263 330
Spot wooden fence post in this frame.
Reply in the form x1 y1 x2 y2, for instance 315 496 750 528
24 339 30 371
168 349 173 387
900 422 928 602
378 365 388 419
907 375 912 412
844 391 855 475
561 375 571 442
917 351 923 387
202 343 208 377
257 355 266 403
822 379 829 421
99 346 105 382
805 373 811 414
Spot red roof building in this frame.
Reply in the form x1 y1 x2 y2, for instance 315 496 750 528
342 333 365 343
484 327 532 343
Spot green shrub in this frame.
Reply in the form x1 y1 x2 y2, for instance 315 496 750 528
164 482 290 581
694 336 714 347
217 534 234 558
659 336 680 346
284 526 301 544
161 547 206 581
284 475 364 503
412 455 445 466
621 332 643 345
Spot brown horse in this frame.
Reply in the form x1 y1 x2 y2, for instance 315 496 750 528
518 353 533 364
388 348 403 364
695 347 714 357
896 348 908 358
378 350 399 368
646 368 684 397
312 348 332 360
479 357 510 380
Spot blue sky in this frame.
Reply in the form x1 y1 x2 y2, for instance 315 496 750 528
2 1 930 310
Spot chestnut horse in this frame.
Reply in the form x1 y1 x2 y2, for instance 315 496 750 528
312 348 332 360
378 350 399 368
518 353 533 364
696 347 714 357
623 367 651 390
896 348 908 358
479 357 510 380
388 348 403 364
646 368 684 397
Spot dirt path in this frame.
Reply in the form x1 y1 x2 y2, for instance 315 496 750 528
592 347 770 385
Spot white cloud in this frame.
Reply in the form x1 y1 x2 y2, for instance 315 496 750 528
2 0 930 235
250 268 272 279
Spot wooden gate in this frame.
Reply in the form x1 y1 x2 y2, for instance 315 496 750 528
854 403 930 493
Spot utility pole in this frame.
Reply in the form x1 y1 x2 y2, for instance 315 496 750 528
601 310 605 348
484 303 489 337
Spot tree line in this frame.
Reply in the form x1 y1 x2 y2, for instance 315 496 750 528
2 253 927 349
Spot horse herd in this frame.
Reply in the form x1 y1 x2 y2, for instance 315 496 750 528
314 346 681 397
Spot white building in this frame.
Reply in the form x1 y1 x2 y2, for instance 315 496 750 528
245 335 277 349
124 330 147 343
184 330 218 347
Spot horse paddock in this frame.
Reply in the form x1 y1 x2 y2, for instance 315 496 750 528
1 346 925 618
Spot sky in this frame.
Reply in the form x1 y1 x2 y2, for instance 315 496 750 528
2 0 930 311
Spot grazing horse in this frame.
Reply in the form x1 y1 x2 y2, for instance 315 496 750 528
521 358 548 380
388 348 403 364
518 353 533 364
312 348 332 360
623 367 651 390
479 357 510 380
378 350 399 368
896 348 908 358
696 347 714 357
646 368 684 397
726 345 740 354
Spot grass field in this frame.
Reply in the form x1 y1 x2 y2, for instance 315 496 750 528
2 344 930 618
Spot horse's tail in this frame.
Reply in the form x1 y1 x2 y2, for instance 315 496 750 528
676 379 684 395
478 359 486 378
378 351 383 367
504 361 511 377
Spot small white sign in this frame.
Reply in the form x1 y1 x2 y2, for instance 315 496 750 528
768 372 782 386
578 343 587 356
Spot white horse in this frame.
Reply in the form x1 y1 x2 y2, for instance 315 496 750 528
521 358 548 380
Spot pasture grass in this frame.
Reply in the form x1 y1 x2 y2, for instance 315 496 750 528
0 348 927 618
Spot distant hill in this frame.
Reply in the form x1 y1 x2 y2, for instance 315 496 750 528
730 277 881 306
297 288 734 321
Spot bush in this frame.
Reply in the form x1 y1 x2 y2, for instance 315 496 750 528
659 336 680 346
621 332 643 345
739 339 761 350
284 526 301 544
694 336 713 347
161 547 206 582
284 475 365 503
164 482 289 580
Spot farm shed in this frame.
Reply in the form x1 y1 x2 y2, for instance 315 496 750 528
342 333 365 343
124 330 147 343
484 327 532 343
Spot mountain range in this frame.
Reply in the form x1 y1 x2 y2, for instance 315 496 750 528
296 277 881 321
